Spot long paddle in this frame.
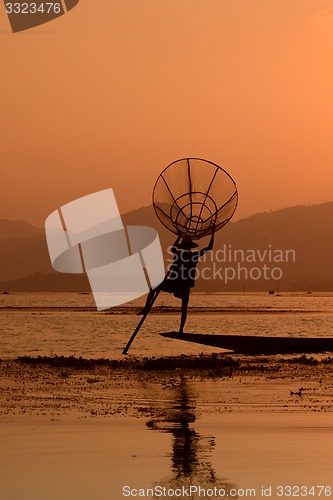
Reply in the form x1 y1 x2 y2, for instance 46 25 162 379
122 287 162 355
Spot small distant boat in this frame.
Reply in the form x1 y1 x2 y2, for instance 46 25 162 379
160 332 333 355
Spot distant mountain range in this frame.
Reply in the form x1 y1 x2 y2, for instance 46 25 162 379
0 202 333 292
0 219 43 240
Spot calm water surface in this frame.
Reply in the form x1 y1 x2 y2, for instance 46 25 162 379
1 378 333 500
1 292 333 358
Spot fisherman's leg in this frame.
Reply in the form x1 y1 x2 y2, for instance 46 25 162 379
179 292 190 334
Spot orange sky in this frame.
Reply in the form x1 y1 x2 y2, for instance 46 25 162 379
1 0 333 226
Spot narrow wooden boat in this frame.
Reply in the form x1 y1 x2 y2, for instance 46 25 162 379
160 332 333 354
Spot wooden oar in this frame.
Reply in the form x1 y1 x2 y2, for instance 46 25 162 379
122 287 161 355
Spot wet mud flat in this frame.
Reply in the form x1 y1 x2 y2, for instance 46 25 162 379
1 353 333 419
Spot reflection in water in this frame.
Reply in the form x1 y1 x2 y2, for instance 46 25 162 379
147 375 238 499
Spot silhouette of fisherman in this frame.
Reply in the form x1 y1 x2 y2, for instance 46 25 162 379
138 226 215 333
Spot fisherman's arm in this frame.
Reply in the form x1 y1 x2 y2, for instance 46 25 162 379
206 227 215 251
198 225 216 256
171 233 182 251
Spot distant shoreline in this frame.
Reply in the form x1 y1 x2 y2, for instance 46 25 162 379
0 305 328 315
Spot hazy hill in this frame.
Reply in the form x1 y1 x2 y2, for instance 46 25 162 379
0 234 52 282
0 220 43 240
0 202 333 292
206 202 333 291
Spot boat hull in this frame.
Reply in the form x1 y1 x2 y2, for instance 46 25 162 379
160 332 333 354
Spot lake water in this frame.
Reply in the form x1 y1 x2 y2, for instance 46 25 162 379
1 409 333 500
1 292 333 359
1 293 333 500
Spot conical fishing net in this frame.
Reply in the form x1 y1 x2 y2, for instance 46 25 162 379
153 158 238 240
